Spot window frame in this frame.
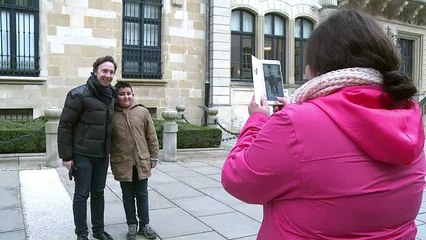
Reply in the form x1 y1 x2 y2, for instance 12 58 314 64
122 0 163 79
397 32 422 88
0 0 40 77
294 17 313 84
231 9 255 82
264 13 287 85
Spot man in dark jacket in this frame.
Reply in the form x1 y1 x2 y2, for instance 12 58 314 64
58 55 117 240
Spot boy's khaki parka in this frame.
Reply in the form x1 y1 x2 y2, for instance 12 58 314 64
110 102 159 181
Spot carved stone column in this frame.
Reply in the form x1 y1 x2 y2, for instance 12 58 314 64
162 109 178 162
44 107 62 168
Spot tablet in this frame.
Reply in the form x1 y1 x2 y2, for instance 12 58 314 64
251 55 287 105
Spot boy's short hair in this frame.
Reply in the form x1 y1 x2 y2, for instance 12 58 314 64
114 81 133 91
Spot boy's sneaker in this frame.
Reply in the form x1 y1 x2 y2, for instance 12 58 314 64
138 224 157 239
127 224 138 240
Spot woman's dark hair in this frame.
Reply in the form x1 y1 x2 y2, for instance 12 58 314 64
305 9 417 102
92 55 117 73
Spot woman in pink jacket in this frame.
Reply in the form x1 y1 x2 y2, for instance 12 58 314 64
221 9 425 240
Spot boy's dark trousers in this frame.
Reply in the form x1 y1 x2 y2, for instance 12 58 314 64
120 167 149 227
73 154 109 237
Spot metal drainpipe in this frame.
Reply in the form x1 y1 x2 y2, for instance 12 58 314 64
203 0 211 126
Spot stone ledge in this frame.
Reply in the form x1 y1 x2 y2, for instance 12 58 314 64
0 153 46 165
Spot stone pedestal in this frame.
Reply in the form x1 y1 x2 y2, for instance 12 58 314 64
45 107 62 168
162 109 178 162
207 107 218 128
176 104 185 122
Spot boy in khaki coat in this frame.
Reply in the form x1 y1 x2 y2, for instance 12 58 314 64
110 82 159 240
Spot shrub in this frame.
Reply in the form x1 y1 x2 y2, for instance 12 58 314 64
154 120 222 149
0 116 47 153
0 117 222 153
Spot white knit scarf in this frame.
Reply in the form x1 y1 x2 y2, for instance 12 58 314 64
290 67 383 103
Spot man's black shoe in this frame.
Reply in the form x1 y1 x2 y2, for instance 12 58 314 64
93 231 113 240
76 235 89 240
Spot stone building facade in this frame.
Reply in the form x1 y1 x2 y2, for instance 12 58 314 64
0 0 425 132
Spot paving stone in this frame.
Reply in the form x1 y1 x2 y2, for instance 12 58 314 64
179 175 222 189
191 166 222 175
0 208 24 232
104 188 123 203
234 235 258 240
231 203 263 222
419 205 426 214
417 213 426 223
150 182 204 200
106 177 122 193
165 169 203 178
417 224 426 240
98 201 126 226
0 230 26 240
0 188 20 209
207 160 226 168
149 169 179 185
165 231 226 240
199 212 260 239
156 163 188 172
150 207 211 238
101 222 128 240
178 161 211 168
206 173 222 182
0 171 19 188
173 195 234 217
149 190 175 210
199 187 244 205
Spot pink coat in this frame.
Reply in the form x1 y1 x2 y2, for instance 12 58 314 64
221 85 425 239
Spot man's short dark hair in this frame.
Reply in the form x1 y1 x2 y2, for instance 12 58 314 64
93 55 117 73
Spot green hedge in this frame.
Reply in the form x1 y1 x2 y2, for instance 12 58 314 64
154 120 222 149
0 117 47 153
0 118 222 153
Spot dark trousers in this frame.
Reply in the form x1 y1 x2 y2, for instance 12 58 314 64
120 167 149 227
73 154 109 237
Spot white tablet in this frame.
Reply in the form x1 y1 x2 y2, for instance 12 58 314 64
252 55 287 105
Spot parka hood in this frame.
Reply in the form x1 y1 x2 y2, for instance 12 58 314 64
312 85 424 165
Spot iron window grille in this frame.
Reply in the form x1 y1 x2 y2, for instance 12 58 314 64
0 108 33 121
122 0 162 79
0 0 39 77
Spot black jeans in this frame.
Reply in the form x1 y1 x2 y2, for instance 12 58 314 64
73 154 109 237
120 167 149 227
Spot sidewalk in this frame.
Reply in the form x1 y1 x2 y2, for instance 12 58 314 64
1 140 426 240
0 139 262 240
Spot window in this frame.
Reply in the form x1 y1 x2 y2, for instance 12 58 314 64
122 0 162 79
399 38 413 81
0 0 39 77
231 9 255 81
264 14 286 84
294 17 313 84
0 108 33 121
